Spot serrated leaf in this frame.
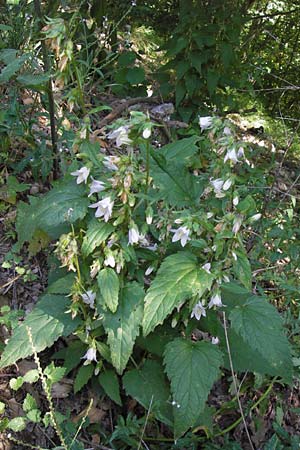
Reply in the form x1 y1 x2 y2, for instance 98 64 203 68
81 220 114 256
74 364 94 393
46 274 75 295
23 393 37 412
150 148 204 207
159 136 200 163
229 297 292 381
103 283 144 374
126 66 145 84
143 253 213 336
123 359 173 427
232 249 252 290
97 268 119 313
16 179 89 248
9 377 23 390
23 369 39 383
17 73 50 88
26 409 41 423
164 338 223 439
98 370 122 406
44 363 66 384
8 417 27 432
0 295 81 369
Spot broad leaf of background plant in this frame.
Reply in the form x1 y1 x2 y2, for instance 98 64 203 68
143 252 213 336
81 220 114 256
0 295 81 369
150 148 204 207
159 136 200 162
123 359 173 427
16 179 89 248
164 338 223 439
229 297 292 382
97 268 119 312
99 370 122 406
103 283 144 374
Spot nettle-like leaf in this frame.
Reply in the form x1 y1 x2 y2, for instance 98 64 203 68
143 252 213 336
81 220 114 256
99 370 122 406
0 295 81 369
159 136 200 162
229 297 292 382
150 145 204 207
123 359 173 427
164 338 223 439
103 283 144 374
16 178 89 248
97 268 119 313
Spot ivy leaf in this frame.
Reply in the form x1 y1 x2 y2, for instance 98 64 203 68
123 359 173 427
81 220 114 256
143 252 213 336
97 268 119 313
74 364 94 393
103 283 144 374
164 338 223 439
229 297 292 382
16 178 89 248
98 370 122 406
0 295 81 369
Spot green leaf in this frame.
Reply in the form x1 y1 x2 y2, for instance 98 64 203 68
23 394 37 412
232 249 252 290
175 80 186 107
9 377 24 390
17 73 50 88
159 136 200 163
23 369 39 383
16 179 89 248
44 363 66 384
53 339 86 375
7 417 27 432
103 283 144 374
0 402 5 414
164 338 223 439
150 149 204 207
126 67 145 85
118 51 136 67
0 53 28 83
46 274 75 295
97 268 119 313
26 409 41 423
143 253 213 336
81 220 114 256
123 359 173 427
98 370 122 406
0 295 82 369
74 364 94 393
207 70 219 95
79 141 103 168
229 297 292 381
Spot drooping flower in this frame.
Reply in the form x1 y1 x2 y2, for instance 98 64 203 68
71 166 90 184
128 227 140 245
171 226 191 247
107 126 132 147
211 336 220 345
103 155 120 171
104 253 116 268
233 195 239 206
191 301 206 320
210 178 224 193
89 197 114 222
143 127 151 139
82 347 97 365
237 147 245 159
208 293 224 309
222 178 232 191
202 263 211 273
145 266 154 276
199 116 213 131
224 148 239 164
223 126 232 136
88 178 105 197
232 214 243 234
81 290 96 309
250 213 262 222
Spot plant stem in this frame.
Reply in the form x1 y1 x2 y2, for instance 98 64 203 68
34 0 59 179
145 139 150 196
